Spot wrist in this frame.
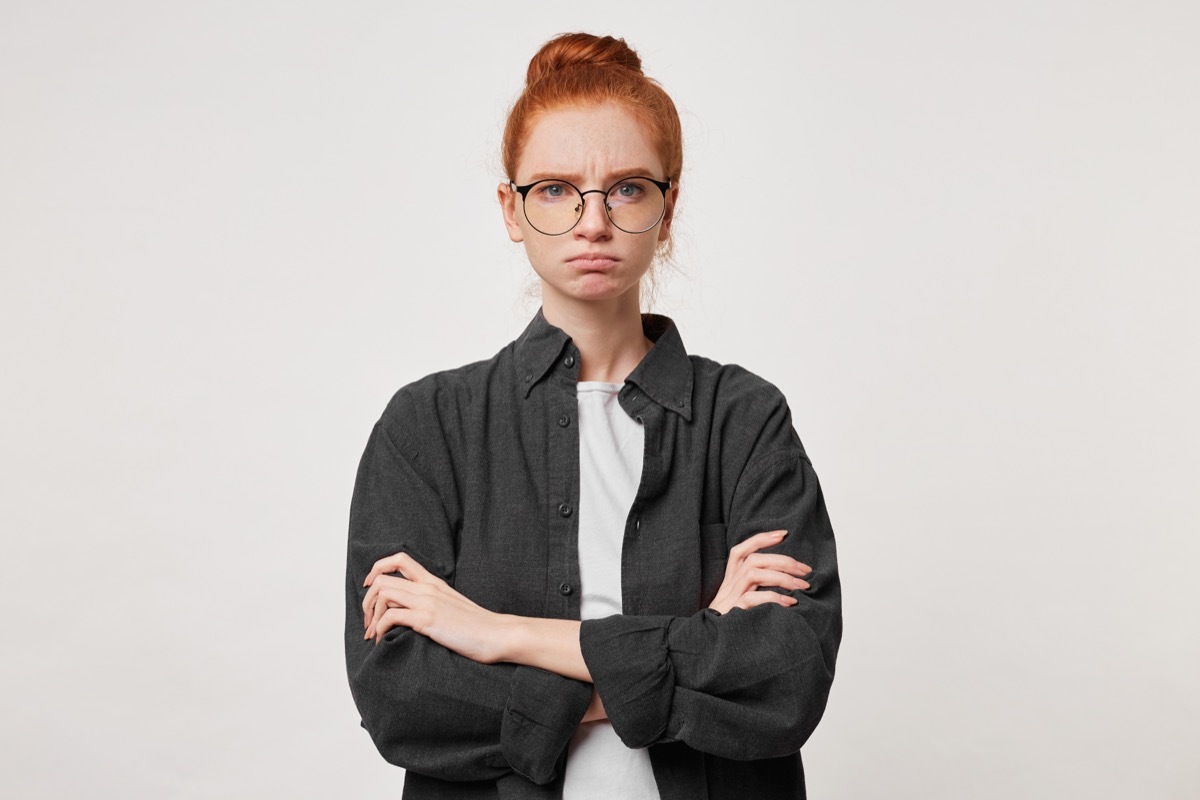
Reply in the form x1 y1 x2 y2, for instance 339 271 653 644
491 613 529 664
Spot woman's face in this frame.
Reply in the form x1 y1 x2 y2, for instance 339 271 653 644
499 103 677 307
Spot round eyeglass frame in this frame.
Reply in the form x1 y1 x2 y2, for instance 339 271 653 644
508 175 673 235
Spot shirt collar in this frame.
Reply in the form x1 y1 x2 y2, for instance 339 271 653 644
514 304 694 421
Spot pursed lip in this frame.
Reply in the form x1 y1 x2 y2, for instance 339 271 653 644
568 253 620 269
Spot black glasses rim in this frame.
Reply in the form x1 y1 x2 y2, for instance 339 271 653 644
508 175 672 235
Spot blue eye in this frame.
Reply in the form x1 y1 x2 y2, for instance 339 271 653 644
533 181 570 199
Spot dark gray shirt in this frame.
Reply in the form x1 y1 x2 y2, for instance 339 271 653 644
344 306 843 800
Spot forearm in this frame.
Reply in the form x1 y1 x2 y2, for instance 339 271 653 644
492 615 608 722
579 596 840 758
494 614 592 683
346 610 594 783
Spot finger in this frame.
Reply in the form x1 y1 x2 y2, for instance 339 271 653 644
744 553 814 577
386 552 447 586
728 529 788 561
363 580 383 627
370 584 417 636
365 584 403 637
364 552 414 586
365 551 431 587
373 607 419 644
735 590 799 609
363 574 409 626
747 566 811 591
716 567 800 602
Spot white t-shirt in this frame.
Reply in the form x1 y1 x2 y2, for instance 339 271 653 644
562 381 662 800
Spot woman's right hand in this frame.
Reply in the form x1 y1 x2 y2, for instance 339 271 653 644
707 529 813 614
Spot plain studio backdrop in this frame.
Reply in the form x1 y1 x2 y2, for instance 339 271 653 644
2 1 1197 797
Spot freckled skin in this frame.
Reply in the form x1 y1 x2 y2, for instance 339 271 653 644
497 103 679 309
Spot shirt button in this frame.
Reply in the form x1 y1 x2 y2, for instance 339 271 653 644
524 372 532 383
563 355 575 368
559 502 572 517
635 415 644 425
559 582 573 595
558 414 570 427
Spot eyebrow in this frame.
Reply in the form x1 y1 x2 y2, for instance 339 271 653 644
522 168 661 184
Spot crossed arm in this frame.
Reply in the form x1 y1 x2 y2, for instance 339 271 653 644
345 391 841 783
359 528 814 721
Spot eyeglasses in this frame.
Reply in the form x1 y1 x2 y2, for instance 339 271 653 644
508 175 672 236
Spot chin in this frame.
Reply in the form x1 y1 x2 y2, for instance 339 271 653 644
542 277 621 302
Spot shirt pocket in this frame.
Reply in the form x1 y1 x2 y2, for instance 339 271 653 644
699 521 730 609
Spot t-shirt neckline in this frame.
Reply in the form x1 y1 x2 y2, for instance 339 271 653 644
576 380 623 392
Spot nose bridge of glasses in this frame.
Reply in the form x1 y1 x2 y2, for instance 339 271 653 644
576 187 613 222
578 188 609 204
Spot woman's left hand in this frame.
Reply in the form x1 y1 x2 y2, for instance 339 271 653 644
362 552 502 664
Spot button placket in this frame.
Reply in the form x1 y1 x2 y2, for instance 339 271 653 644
543 376 581 619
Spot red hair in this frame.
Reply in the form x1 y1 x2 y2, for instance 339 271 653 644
502 33 684 267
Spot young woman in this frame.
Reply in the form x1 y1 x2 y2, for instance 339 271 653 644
345 32 842 800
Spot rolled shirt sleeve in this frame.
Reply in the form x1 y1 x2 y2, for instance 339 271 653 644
344 401 593 785
579 392 843 760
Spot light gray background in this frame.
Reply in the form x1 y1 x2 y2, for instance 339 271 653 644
2 1 1197 797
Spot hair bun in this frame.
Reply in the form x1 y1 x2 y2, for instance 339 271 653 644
526 32 643 85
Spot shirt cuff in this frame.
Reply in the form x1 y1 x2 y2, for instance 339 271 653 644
501 665 592 784
579 614 677 749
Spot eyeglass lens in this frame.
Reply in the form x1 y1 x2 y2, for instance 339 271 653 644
522 178 665 235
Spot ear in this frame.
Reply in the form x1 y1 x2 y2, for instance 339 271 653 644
498 182 525 243
657 184 680 243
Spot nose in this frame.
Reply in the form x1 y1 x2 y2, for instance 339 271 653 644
573 189 612 240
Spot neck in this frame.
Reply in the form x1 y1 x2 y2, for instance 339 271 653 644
540 291 654 384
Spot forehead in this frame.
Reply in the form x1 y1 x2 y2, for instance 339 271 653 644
517 103 663 182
